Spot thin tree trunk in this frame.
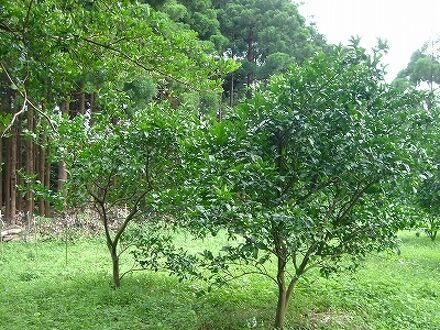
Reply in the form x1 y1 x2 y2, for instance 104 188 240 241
229 73 234 107
0 138 3 209
0 83 5 210
5 136 11 223
58 101 68 192
246 27 255 99
57 162 67 192
25 108 34 221
37 105 46 216
16 119 22 214
274 251 288 330
79 81 85 115
275 284 288 330
44 153 51 217
91 93 97 113
38 144 45 215
10 123 18 224
110 245 121 288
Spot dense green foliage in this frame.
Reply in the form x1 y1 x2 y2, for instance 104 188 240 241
135 45 429 328
153 0 327 103
215 0 326 102
1 1 440 329
0 0 233 114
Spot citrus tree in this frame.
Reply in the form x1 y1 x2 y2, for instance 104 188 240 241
150 45 428 329
52 103 191 288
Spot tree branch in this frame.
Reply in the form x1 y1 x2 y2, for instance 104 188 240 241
336 176 378 222
1 90 27 138
0 62 56 133
113 190 149 246
79 36 198 91
22 0 35 35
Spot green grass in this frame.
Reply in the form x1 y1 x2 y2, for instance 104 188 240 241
0 231 439 329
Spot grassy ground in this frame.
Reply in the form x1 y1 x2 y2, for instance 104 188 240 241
0 231 439 330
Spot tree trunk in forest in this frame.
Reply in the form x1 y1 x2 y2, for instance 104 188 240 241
3 89 14 224
79 82 86 115
5 137 11 223
16 118 23 213
58 101 68 192
25 108 34 221
44 154 51 217
9 123 18 224
0 138 3 210
58 162 67 192
91 93 97 113
229 73 234 107
38 144 45 215
246 27 255 99
0 84 5 210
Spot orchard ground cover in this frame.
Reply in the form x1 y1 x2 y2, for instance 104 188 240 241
0 231 439 330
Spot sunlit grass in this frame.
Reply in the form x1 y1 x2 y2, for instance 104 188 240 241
0 231 439 329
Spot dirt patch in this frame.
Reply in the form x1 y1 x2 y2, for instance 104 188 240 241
307 309 353 328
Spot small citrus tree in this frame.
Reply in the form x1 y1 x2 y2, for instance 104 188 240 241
53 103 186 287
161 45 428 329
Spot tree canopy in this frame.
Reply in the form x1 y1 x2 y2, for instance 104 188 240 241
135 45 429 329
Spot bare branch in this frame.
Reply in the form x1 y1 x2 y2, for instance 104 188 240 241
117 242 137 258
0 22 18 35
120 266 145 280
223 267 278 285
0 62 56 133
1 92 27 138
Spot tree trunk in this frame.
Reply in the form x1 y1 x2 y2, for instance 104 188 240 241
5 136 11 223
275 284 288 329
91 93 97 113
274 252 288 329
9 123 18 224
0 84 5 210
16 118 23 214
79 82 86 115
44 153 51 217
57 101 68 192
0 138 3 209
245 27 255 99
38 144 45 215
110 244 121 288
57 162 67 192
25 108 34 221
229 73 234 107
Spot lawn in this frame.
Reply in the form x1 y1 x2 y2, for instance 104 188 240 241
0 231 439 330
